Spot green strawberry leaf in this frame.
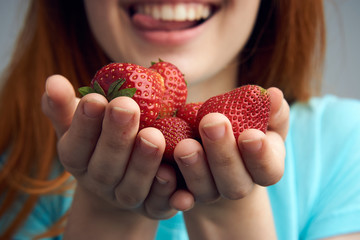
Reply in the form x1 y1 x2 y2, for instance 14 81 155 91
108 79 125 96
119 88 136 98
107 79 126 101
107 87 136 101
93 81 106 96
151 58 164 66
109 88 136 100
78 86 95 97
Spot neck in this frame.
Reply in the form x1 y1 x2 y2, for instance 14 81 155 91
186 61 238 103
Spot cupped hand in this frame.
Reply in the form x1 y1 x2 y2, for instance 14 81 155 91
173 87 289 204
41 75 189 220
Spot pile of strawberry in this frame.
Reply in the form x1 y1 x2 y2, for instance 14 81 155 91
79 60 270 162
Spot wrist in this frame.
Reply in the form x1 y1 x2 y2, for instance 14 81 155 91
183 185 277 239
64 185 159 240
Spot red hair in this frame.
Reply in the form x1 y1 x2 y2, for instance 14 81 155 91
0 1 108 238
0 0 325 238
239 0 325 103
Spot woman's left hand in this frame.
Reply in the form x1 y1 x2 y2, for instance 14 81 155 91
171 87 289 238
174 87 288 202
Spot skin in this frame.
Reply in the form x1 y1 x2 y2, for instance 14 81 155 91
41 0 360 239
84 0 260 102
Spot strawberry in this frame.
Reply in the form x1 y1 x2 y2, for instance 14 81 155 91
151 117 194 162
149 60 187 118
196 85 270 140
176 102 203 134
79 62 165 129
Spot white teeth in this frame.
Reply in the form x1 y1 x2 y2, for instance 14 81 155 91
187 6 196 21
161 4 173 21
201 5 210 19
174 4 187 21
152 5 161 20
136 3 211 22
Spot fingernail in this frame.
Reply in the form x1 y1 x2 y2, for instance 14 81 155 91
241 138 263 153
202 122 226 141
139 137 159 155
83 99 105 118
156 176 169 185
179 152 198 167
111 106 134 124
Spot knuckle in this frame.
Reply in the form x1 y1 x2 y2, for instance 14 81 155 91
213 154 234 168
115 192 143 209
223 183 254 200
251 149 284 186
104 137 123 150
132 163 153 179
144 205 173 220
254 158 273 175
56 138 87 176
257 169 284 186
147 210 175 220
268 174 282 186
196 192 220 204
57 139 75 168
103 137 129 154
89 168 119 186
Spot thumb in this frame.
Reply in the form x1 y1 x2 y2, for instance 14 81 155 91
42 74 79 138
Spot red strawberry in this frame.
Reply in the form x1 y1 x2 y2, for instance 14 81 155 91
79 63 165 129
149 60 187 118
176 102 203 134
196 85 270 140
151 117 194 162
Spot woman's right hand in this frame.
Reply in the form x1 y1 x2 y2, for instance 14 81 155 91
41 75 192 237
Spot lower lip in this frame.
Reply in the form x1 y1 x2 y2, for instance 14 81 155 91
132 20 207 46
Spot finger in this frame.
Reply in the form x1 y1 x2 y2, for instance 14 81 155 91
57 93 107 175
174 139 219 203
169 189 195 212
238 129 285 186
199 113 254 200
114 127 165 209
86 97 140 189
144 164 179 219
267 87 290 140
41 75 79 138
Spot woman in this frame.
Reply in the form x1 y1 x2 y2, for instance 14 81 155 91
1 0 360 239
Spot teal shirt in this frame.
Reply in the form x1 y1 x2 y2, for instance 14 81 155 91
269 95 360 239
1 95 360 239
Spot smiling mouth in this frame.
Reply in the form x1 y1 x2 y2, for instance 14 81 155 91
126 3 220 31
